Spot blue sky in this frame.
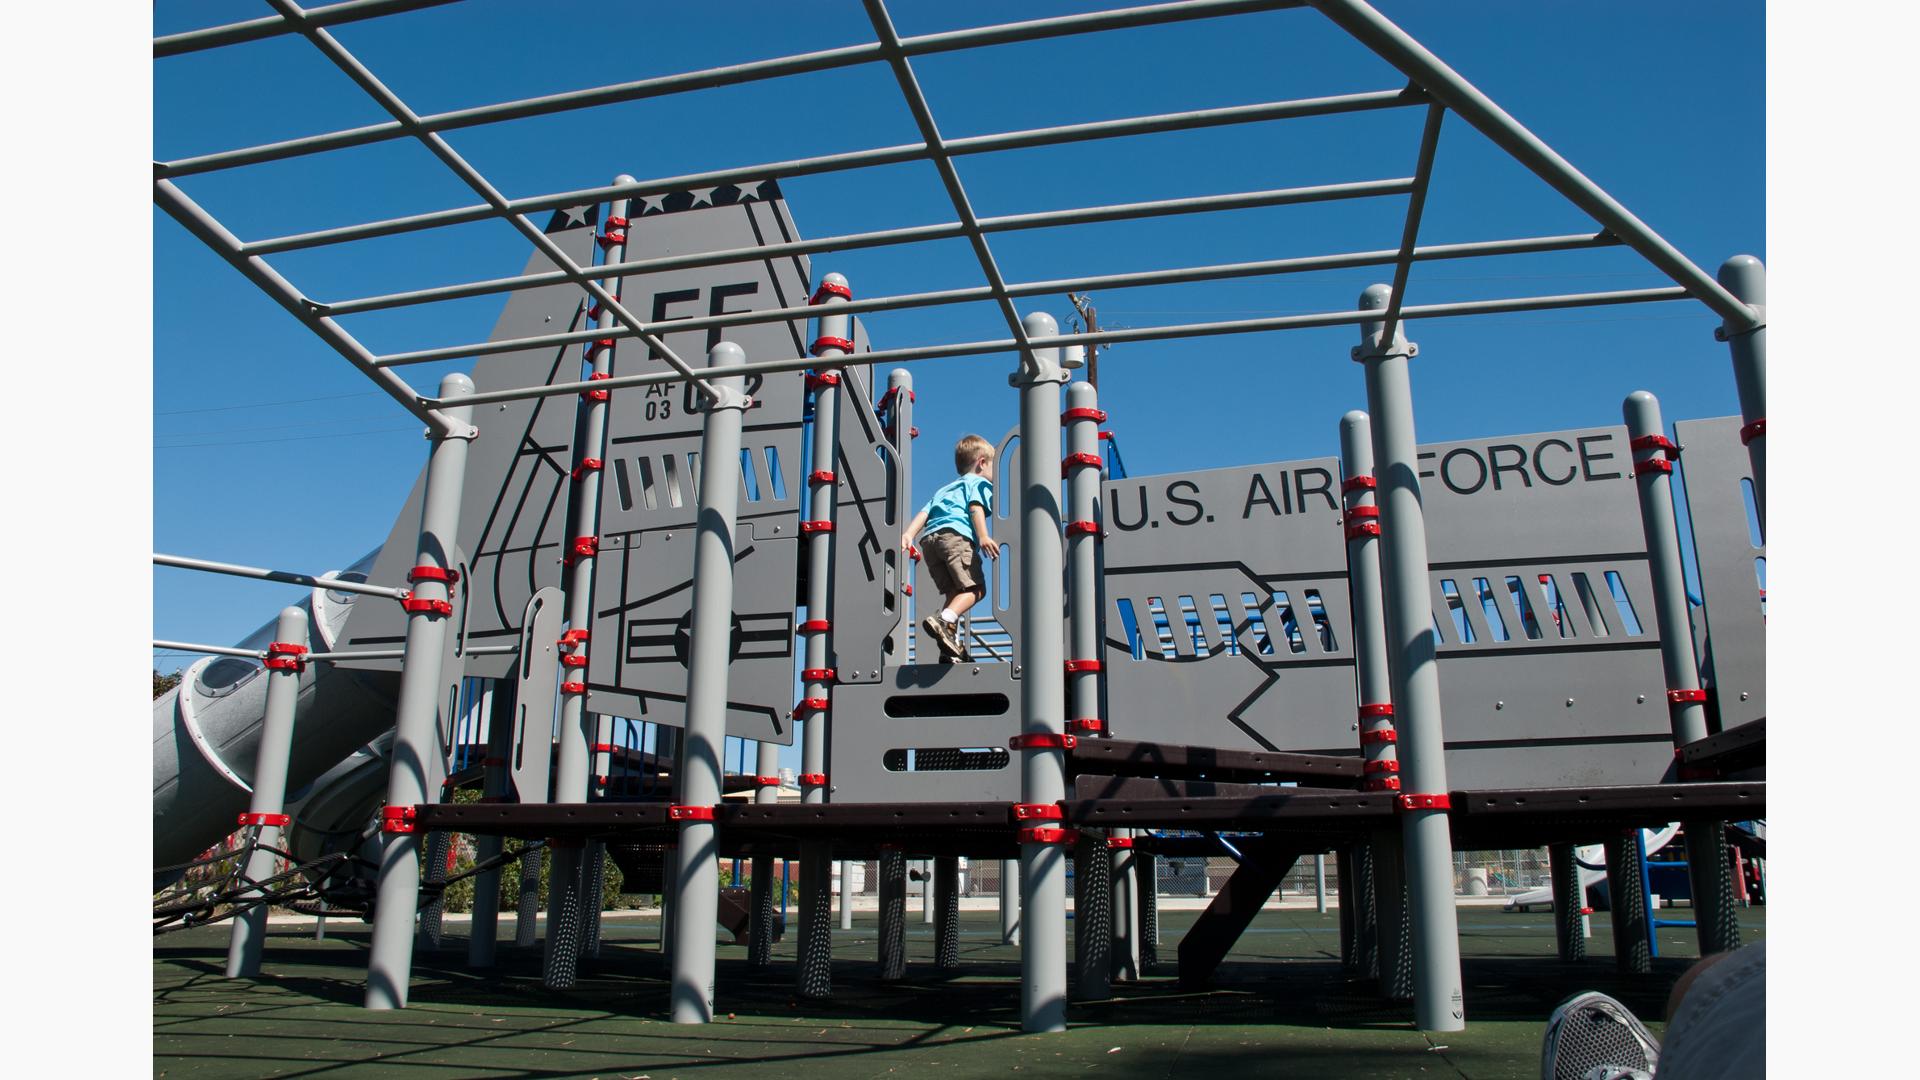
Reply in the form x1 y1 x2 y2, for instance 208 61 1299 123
152 1 1762 669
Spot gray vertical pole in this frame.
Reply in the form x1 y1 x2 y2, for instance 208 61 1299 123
877 847 907 981
365 372 476 1010
887 367 917 658
1716 255 1766 530
1315 855 1328 914
1014 310 1072 1033
839 860 854 930
226 606 308 978
1340 409 1410 997
468 681 512 968
657 727 680 955
1064 381 1104 740
1000 857 1021 946
934 855 960 970
515 847 542 948
668 341 751 1025
419 831 452 949
546 182 635 989
1603 835 1652 974
920 861 935 925
314 898 327 941
795 273 850 999
1111 834 1139 982
1624 391 1742 957
748 741 779 968
1548 843 1586 962
1072 832 1113 1002
1351 844 1379 977
1353 285 1465 1031
1138 851 1159 968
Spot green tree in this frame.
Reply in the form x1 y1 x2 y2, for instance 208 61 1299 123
154 669 182 698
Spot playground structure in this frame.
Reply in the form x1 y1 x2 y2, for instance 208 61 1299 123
153 0 1765 1039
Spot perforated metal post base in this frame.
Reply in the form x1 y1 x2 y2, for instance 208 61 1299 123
1351 843 1379 977
514 847 542 948
1336 848 1355 970
1550 843 1587 961
1603 835 1651 975
1072 836 1113 1002
418 831 452 949
542 845 586 989
877 850 907 982
796 842 834 998
1686 820 1744 956
1137 852 1159 970
934 855 960 970
748 855 775 968
583 841 607 959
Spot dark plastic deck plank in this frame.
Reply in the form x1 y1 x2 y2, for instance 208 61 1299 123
1070 737 1362 786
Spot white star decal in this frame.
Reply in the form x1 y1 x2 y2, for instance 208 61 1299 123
639 193 667 215
688 186 718 208
735 180 762 203
559 205 591 228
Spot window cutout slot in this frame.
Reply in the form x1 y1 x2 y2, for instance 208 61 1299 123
1754 556 1766 618
1209 594 1238 656
1604 570 1644 635
883 747 1011 772
1116 597 1145 659
994 541 1012 610
1177 595 1208 657
1741 477 1764 548
1146 596 1177 656
1571 572 1609 637
883 692 1010 718
612 457 635 513
1271 591 1306 654
664 454 686 508
1505 576 1544 640
1439 579 1475 643
739 449 762 501
1539 574 1574 638
685 452 700 503
1304 589 1337 651
637 457 659 511
1240 592 1275 656
763 447 787 502
1472 578 1509 641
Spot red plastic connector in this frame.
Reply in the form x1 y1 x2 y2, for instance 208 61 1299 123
586 337 617 358
563 536 600 564
1359 727 1398 745
1018 826 1078 846
793 697 830 717
798 619 832 633
380 805 418 834
1067 718 1106 734
1667 688 1708 704
1341 475 1377 494
800 520 834 534
1358 702 1395 720
561 653 588 668
1066 520 1099 537
1346 521 1382 541
560 681 588 695
1633 457 1674 477
1396 793 1451 812
802 668 836 683
809 280 853 305
591 742 615 753
399 595 453 617
799 773 829 787
1364 759 1401 775
668 805 716 822
1364 776 1403 792
1740 417 1765 445
755 775 782 787
237 812 291 827
1064 658 1103 674
1061 407 1108 424
809 469 836 484
1630 434 1681 456
1061 451 1103 476
1010 803 1064 821
804 370 841 390
264 642 307 672
572 457 604 481
558 628 590 650
811 336 854 357
1108 836 1135 850
407 565 460 588
1009 732 1077 751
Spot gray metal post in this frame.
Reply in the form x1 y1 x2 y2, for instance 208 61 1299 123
1351 844 1379 977
935 855 960 970
921 860 936 925
225 606 308 978
1341 408 1412 1000
748 740 779 968
1000 858 1021 946
1716 255 1766 530
419 831 452 949
1072 833 1113 1002
365 372 476 1010
1624 391 1742 957
1014 311 1072 1033
1353 286 1465 1031
468 681 511 968
657 727 680 955
1336 849 1355 969
667 341 751 1025
546 183 635 989
1548 843 1586 962
1138 852 1159 969
1603 835 1652 975
795 273 850 999
877 847 907 981
1112 833 1139 982
839 860 854 930
514 847 542 948
1315 855 1328 914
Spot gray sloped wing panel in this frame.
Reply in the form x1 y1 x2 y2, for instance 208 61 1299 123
1674 416 1764 727
829 362 906 682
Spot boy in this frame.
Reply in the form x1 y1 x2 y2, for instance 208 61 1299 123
902 434 1001 662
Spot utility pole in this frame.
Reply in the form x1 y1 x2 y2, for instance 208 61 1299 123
1069 293 1099 390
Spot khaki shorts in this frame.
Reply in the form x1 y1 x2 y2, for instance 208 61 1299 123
920 529 983 596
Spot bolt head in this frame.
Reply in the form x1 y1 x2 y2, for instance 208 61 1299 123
1636 694 1646 704
1495 701 1504 710
1739 692 1749 701
1565 698 1575 707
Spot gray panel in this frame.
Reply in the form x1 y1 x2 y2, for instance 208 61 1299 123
829 664 1024 803
830 364 908 681
509 587 564 803
1674 416 1765 727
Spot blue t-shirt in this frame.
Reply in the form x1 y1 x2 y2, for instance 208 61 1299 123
920 474 994 543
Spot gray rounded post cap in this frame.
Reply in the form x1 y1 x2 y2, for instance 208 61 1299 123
1341 409 1370 429
1022 310 1060 337
1066 381 1098 406
887 367 912 387
1717 254 1764 305
1622 389 1662 428
276 605 308 631
438 371 475 397
613 173 637 187
820 271 851 294
707 340 746 368
1358 283 1394 312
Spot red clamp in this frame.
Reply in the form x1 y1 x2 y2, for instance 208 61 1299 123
1061 451 1103 476
878 386 916 408
809 469 837 484
804 370 841 391
799 773 829 787
1346 505 1380 522
1061 407 1108 424
561 653 588 668
755 775 782 787
237 812 290 827
264 642 307 672
564 535 600 565
798 619 832 633
582 371 613 402
1068 717 1106 734
591 742 616 753
1364 758 1401 775
668 805 715 822
793 697 830 717
400 595 453 617
560 681 588 695
800 520 834 534
572 457 604 481
1011 803 1064 821
1018 826 1078 846
1064 658 1103 674
586 337 617 359
810 280 853 305
1066 520 1100 538
598 218 629 248
1396 793 1451 812
903 583 913 596
802 668 836 683
811 336 854 357
1098 430 1115 441
1360 727 1399 745
1667 688 1708 704
1740 417 1765 445
1010 732 1077 751
407 565 460 590
1346 520 1382 541
1633 457 1674 477
1630 434 1681 457
1342 475 1377 494
558 628 590 650
380 805 418 834
905 544 921 562
1365 776 1403 792
1108 836 1135 850
1358 702 1395 720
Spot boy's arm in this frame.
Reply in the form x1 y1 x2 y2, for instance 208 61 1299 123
902 508 929 551
970 504 1001 559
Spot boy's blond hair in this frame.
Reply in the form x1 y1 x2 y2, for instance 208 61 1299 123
954 434 994 474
